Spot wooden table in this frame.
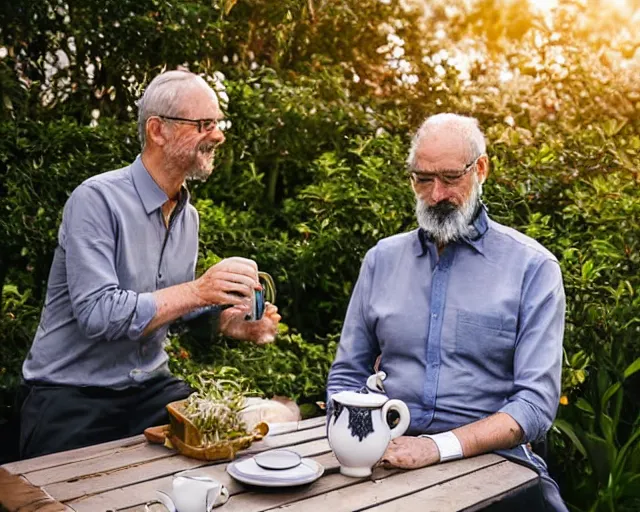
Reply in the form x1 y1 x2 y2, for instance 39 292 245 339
0 416 539 511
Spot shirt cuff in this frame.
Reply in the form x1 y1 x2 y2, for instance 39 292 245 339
127 292 157 340
182 304 221 321
499 400 546 443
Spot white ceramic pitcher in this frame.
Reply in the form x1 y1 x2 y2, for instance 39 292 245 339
327 373 411 477
153 470 229 512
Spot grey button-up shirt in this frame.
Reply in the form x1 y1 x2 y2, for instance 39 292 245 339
23 156 199 388
327 206 565 443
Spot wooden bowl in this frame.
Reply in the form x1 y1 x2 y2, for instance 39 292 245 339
143 399 269 462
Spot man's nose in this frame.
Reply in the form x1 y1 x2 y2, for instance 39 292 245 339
429 179 449 203
210 127 225 145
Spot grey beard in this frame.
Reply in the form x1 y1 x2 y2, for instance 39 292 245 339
164 140 216 182
186 164 212 182
186 149 216 182
415 177 482 245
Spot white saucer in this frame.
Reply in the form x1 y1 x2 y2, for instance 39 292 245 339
227 456 324 487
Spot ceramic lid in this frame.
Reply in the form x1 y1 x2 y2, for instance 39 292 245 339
254 449 302 470
331 390 388 407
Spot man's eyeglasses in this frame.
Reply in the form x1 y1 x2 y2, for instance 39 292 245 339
158 115 222 132
408 154 484 186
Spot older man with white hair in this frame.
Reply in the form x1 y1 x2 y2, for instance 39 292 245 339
19 70 281 459
327 113 568 510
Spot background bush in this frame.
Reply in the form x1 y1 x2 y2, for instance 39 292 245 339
1 0 639 509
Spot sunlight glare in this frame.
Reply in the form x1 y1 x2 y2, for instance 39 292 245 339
530 0 630 12
530 0 558 12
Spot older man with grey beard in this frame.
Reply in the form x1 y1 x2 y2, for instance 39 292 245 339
327 114 568 510
19 70 281 459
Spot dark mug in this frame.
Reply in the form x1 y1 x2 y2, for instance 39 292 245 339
247 272 276 321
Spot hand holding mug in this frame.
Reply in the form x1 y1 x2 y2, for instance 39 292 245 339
195 257 260 308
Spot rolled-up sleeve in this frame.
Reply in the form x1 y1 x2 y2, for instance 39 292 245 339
499 258 565 443
327 248 380 401
62 184 157 341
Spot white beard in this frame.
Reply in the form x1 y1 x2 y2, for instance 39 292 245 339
415 175 482 245
165 138 216 182
185 143 216 182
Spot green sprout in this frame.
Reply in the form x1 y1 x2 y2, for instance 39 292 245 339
184 371 252 445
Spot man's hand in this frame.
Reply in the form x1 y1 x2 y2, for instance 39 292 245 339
194 257 260 307
378 413 524 471
219 302 281 345
378 436 440 470
144 257 264 336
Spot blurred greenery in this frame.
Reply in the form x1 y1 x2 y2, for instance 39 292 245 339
1 0 639 509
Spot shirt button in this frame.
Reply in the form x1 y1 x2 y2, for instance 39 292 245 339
432 313 438 319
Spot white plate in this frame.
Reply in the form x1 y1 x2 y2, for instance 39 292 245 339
227 456 324 487
254 449 302 470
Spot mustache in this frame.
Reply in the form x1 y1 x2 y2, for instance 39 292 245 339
197 141 219 153
429 200 458 222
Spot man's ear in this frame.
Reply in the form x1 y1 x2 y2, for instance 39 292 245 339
146 117 168 147
409 177 419 196
477 154 490 184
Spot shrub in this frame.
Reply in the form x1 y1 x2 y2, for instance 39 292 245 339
1 2 639 509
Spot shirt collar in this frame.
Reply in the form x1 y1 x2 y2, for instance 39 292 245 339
461 203 489 254
415 202 490 257
131 155 189 214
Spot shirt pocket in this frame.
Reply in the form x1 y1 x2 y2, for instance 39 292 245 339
454 310 516 378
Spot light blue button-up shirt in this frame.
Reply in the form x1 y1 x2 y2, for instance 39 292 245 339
23 156 201 388
327 206 565 443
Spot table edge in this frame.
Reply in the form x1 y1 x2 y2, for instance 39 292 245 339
0 467 70 512
459 469 541 512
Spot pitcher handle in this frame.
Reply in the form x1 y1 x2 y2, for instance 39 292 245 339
381 399 411 440
258 271 276 303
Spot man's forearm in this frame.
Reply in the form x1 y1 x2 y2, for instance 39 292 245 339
452 412 524 458
143 281 206 335
383 413 525 470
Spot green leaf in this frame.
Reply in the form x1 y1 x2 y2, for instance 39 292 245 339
553 419 587 457
570 350 589 368
624 280 634 297
574 369 586 384
222 0 239 16
628 440 640 474
2 284 19 296
601 383 621 410
623 357 640 380
575 397 595 415
599 413 615 445
597 369 611 402
603 118 627 137
3 94 13 111
619 473 640 498
583 433 613 486
613 425 640 480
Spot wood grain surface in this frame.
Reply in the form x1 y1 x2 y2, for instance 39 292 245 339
0 415 539 512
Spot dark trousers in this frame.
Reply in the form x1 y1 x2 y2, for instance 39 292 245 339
19 375 193 460
492 445 569 512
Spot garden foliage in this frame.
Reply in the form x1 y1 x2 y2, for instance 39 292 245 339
1 0 639 509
